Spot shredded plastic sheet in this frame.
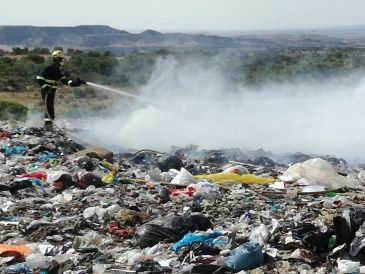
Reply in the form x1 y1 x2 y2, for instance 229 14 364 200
194 173 274 185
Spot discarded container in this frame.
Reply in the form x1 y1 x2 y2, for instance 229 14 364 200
0 244 32 258
100 159 117 172
328 235 337 249
225 242 264 271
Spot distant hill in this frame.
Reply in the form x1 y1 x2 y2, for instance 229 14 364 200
2 25 365 53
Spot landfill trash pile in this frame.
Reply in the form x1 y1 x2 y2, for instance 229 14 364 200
1 125 365 273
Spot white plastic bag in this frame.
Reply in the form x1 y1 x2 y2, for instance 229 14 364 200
170 168 195 185
249 224 270 246
280 158 352 189
223 165 249 175
193 180 221 200
337 259 360 273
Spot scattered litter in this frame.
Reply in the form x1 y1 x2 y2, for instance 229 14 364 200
0 125 364 273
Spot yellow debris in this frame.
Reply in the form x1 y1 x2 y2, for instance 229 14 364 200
194 173 274 185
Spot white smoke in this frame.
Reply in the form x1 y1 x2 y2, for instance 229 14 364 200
73 56 365 161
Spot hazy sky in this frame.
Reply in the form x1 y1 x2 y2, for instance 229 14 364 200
2 0 365 32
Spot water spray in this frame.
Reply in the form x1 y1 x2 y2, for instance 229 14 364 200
86 82 157 104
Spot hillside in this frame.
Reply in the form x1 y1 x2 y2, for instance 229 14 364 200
0 25 233 52
2 25 365 53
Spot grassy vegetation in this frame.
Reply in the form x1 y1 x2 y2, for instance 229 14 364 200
1 47 365 121
2 47 365 91
0 100 28 121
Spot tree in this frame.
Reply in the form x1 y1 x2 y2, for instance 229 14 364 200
27 54 45 64
12 47 29 55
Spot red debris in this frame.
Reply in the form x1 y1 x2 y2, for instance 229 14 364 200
0 131 11 139
107 223 133 238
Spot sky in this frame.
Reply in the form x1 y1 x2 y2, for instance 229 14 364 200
2 0 365 32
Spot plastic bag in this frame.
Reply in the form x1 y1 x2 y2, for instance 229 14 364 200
136 214 213 247
225 242 264 271
130 260 164 274
337 259 360 273
116 249 145 265
194 173 274 185
1 145 27 155
73 231 103 250
171 231 223 252
223 165 249 175
18 171 47 180
136 223 180 248
193 181 221 200
46 170 69 184
102 171 114 184
249 224 270 246
170 186 196 198
4 263 31 274
280 158 352 189
37 153 58 162
170 168 196 185
72 171 104 189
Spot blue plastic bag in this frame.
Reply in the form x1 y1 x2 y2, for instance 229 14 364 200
1 145 27 155
4 263 32 274
37 153 58 162
225 241 264 271
171 231 223 252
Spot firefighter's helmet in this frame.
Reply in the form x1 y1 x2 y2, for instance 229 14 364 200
52 50 64 59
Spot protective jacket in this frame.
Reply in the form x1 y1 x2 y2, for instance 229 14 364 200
36 64 81 89
37 63 82 127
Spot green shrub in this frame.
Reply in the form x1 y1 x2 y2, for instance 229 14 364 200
0 101 28 121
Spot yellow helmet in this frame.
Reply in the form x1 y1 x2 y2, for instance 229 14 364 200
52 50 64 59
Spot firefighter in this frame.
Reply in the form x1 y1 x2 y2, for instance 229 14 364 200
36 50 86 131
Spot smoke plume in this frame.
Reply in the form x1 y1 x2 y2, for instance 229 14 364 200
72 56 365 161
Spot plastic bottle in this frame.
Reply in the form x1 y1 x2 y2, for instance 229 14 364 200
328 235 337 249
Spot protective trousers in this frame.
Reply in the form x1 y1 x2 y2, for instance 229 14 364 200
41 87 56 122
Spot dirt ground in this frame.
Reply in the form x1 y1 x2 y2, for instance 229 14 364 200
0 88 124 118
0 90 41 108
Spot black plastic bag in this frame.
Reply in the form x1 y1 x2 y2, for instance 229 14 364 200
136 214 213 247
